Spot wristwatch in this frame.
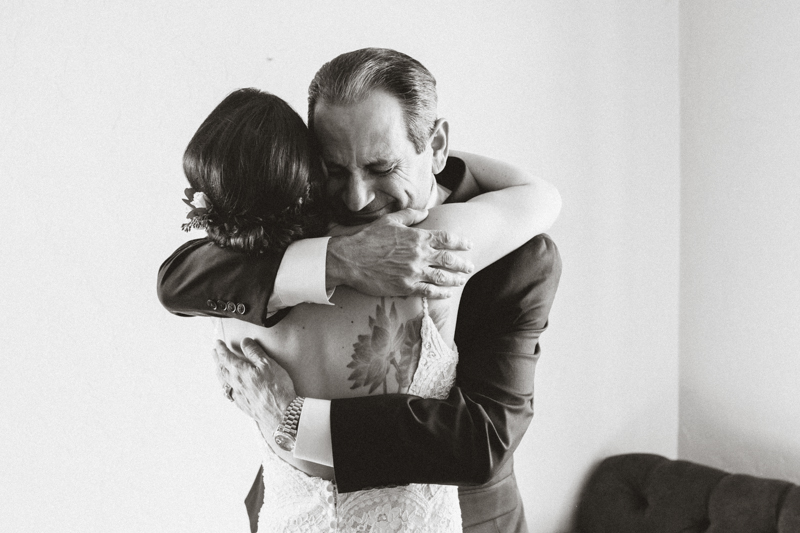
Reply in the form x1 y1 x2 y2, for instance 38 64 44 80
273 396 305 452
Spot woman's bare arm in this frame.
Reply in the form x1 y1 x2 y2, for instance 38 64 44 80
417 151 561 274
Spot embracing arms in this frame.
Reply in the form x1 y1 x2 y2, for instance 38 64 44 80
161 152 563 492
328 232 562 490
327 153 563 489
220 233 562 499
213 154 562 493
157 158 477 325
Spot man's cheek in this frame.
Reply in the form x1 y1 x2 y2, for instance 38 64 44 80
387 173 416 199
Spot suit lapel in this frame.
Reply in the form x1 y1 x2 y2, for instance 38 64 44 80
436 156 479 204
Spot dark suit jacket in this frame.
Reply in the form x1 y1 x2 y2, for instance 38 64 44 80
157 158 562 532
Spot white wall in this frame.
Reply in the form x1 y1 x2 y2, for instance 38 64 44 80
1 2 680 532
679 1 800 483
516 3 681 531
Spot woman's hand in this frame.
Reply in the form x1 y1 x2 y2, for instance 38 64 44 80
213 338 296 433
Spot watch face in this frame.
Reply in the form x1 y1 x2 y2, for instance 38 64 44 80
275 433 295 452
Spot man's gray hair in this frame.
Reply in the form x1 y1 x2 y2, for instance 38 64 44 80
308 48 438 154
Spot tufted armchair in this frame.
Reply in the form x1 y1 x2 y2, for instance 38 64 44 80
573 453 800 533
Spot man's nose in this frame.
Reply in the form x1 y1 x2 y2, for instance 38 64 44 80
342 174 374 212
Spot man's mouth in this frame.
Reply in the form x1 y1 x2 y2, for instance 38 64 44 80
337 202 394 225
352 203 392 217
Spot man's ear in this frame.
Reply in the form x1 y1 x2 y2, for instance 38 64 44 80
430 118 449 174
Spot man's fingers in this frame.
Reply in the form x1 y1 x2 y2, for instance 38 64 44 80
240 338 269 370
410 282 453 300
214 339 249 378
384 207 429 227
212 340 225 365
428 250 474 276
214 340 243 365
212 341 233 384
422 266 468 288
427 229 473 253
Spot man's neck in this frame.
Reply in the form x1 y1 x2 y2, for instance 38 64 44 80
425 177 451 209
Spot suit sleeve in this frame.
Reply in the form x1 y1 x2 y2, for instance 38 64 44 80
329 234 562 492
157 157 468 329
157 238 287 327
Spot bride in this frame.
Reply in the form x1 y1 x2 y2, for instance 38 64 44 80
179 87 560 531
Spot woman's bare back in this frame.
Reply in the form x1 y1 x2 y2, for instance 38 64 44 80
215 285 460 479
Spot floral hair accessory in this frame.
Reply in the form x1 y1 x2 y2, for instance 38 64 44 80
297 183 311 206
181 188 213 232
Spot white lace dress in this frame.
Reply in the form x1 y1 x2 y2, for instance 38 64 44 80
257 298 461 532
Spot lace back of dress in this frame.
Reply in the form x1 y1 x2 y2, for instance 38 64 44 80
407 297 458 400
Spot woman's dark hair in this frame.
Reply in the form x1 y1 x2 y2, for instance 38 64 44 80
183 88 325 254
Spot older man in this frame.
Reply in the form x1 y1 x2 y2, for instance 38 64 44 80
158 48 561 533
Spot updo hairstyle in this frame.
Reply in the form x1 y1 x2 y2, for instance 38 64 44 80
183 88 325 254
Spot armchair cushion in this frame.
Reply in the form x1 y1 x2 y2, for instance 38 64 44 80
574 453 800 533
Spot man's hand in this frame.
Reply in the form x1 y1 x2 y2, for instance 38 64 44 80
213 338 296 434
326 208 474 298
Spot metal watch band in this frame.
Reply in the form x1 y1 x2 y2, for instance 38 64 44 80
280 396 305 436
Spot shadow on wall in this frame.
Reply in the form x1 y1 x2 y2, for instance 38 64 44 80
679 396 800 485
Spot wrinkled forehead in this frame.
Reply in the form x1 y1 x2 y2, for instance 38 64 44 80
313 91 413 167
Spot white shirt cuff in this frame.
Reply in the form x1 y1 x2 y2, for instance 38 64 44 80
293 398 333 467
273 237 335 308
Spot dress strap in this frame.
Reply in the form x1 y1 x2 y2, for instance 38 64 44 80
421 297 429 319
